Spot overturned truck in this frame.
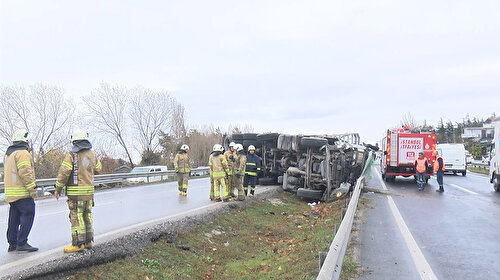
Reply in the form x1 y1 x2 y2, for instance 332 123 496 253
224 133 373 201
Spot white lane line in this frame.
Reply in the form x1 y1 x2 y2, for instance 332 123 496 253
447 183 478 195
0 203 215 273
375 169 438 280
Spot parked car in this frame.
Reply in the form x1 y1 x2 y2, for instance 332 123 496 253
127 165 168 184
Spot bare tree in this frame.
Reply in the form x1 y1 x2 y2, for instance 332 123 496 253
129 88 173 153
170 101 187 141
0 84 71 157
401 112 418 131
87 83 135 167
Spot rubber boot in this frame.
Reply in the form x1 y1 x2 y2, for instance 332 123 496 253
64 244 85 253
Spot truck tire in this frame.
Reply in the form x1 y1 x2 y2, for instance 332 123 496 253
462 170 467 176
231 133 244 141
287 176 299 185
243 133 258 141
259 177 275 185
256 133 279 142
493 176 499 192
284 184 299 192
300 137 328 148
297 188 324 201
277 175 284 184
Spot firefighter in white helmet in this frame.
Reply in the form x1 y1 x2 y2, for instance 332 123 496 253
4 129 38 252
224 142 237 198
174 144 191 196
209 144 230 201
55 129 102 253
244 145 261 197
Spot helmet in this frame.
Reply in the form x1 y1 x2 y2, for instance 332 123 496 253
229 142 236 148
212 144 224 152
12 129 29 143
180 144 189 151
248 145 256 151
235 143 244 153
71 129 88 142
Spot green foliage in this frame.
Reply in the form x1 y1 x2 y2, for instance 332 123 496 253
140 150 163 166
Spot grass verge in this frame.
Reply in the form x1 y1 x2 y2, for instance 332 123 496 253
467 166 489 175
67 192 355 280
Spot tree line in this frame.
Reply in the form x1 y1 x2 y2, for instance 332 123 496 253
0 83 252 178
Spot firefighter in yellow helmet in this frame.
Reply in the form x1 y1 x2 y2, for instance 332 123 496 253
174 144 191 196
209 144 230 201
224 142 237 198
55 129 102 253
233 144 246 201
4 129 38 252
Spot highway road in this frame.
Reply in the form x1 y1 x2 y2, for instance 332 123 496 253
0 177 214 276
358 167 500 280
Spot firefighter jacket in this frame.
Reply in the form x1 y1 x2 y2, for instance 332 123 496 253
433 156 445 172
245 153 261 177
209 152 229 179
414 158 428 173
55 142 102 200
174 151 191 173
3 143 36 203
234 152 247 176
224 150 236 175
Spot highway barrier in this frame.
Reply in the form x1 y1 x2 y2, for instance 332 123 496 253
316 151 373 280
0 167 210 193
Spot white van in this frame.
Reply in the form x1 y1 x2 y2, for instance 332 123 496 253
436 143 467 176
127 165 168 184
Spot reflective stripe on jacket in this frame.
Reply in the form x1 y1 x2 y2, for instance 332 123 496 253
433 156 445 172
415 158 427 173
174 152 191 173
245 153 261 177
56 150 102 200
3 149 36 203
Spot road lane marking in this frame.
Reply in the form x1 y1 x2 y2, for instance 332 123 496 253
375 169 438 280
0 203 215 274
447 183 478 195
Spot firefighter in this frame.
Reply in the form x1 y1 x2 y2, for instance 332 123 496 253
55 129 102 253
233 144 246 201
174 144 191 196
209 144 230 202
433 150 445 192
243 145 261 197
414 151 429 191
224 142 237 198
4 129 38 252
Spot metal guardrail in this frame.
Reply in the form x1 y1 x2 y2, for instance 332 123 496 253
0 167 210 191
469 162 489 169
317 151 373 280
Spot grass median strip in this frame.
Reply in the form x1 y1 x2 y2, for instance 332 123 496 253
68 192 356 280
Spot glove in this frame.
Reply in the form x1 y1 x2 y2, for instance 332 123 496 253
175 169 179 173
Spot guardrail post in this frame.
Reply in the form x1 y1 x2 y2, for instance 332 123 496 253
319 251 327 270
341 208 347 220
334 224 339 236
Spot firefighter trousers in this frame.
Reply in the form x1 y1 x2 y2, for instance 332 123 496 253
234 175 245 200
227 174 237 197
67 199 93 246
210 176 229 200
243 175 257 195
177 172 189 193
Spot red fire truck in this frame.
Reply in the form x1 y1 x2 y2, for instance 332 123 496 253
381 128 436 182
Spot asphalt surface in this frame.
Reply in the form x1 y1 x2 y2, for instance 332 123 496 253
358 166 500 280
0 177 279 279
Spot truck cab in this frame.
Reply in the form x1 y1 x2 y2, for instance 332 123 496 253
490 117 500 192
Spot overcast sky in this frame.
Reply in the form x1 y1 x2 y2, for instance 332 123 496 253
1 0 499 146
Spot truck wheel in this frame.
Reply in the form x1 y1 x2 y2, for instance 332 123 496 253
259 177 275 185
462 170 466 176
297 188 324 201
256 133 279 142
277 175 284 184
300 137 328 148
287 176 299 185
493 176 500 192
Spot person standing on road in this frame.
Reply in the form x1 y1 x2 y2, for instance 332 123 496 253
243 145 261 197
433 150 445 192
232 144 246 201
55 129 102 253
224 142 237 198
4 129 38 252
414 151 429 191
174 144 191 196
209 144 230 201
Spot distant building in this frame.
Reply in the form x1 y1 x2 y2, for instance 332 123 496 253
462 123 494 143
